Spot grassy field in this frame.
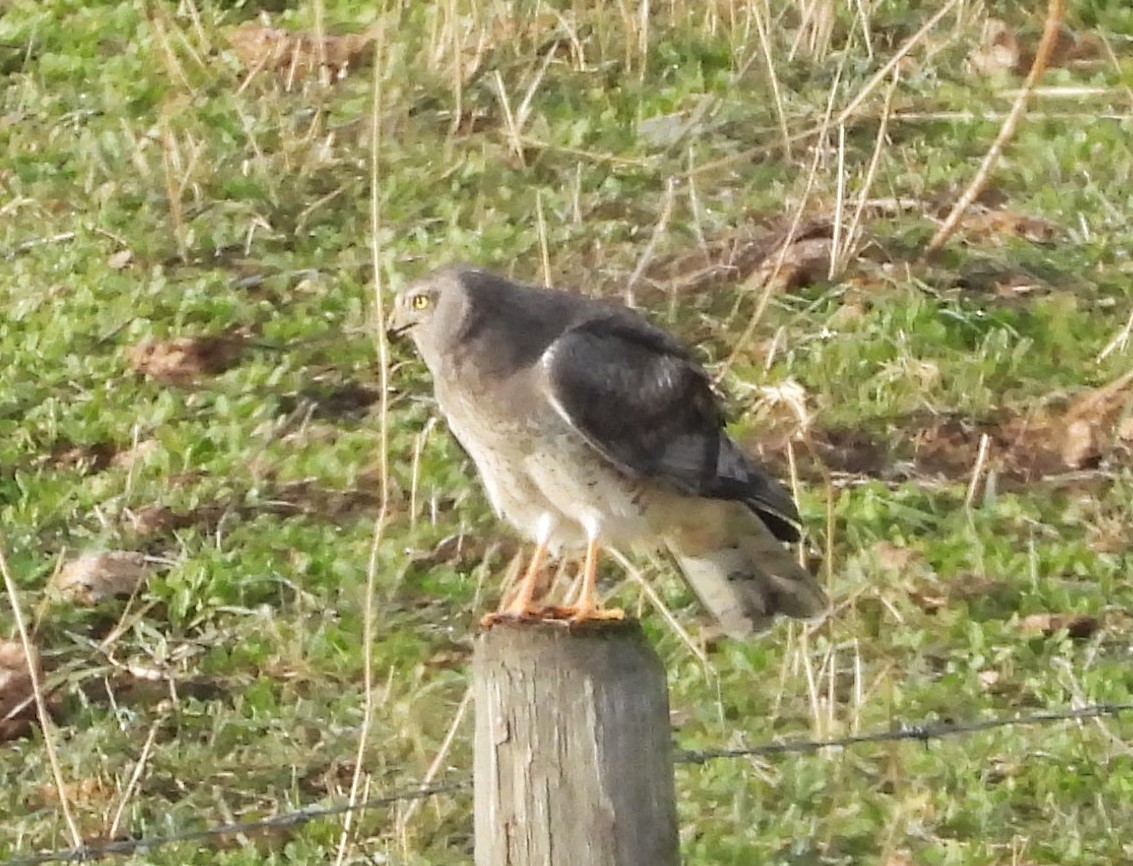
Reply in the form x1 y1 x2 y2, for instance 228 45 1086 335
2 0 1133 863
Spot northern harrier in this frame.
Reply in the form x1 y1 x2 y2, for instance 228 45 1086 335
389 264 828 636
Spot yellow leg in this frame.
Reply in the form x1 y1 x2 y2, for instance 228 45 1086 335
506 542 547 615
567 537 624 624
481 543 547 628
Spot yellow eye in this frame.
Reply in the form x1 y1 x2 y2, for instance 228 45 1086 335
411 294 431 310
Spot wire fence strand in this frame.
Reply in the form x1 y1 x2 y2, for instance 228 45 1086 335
675 700 1133 763
1 781 470 866
4 701 1132 866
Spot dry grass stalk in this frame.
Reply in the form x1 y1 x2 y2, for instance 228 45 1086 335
335 27 394 866
0 541 83 846
926 0 1068 254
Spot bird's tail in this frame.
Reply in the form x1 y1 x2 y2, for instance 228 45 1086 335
662 500 828 638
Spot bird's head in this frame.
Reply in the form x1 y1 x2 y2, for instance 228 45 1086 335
388 266 475 371
388 281 439 337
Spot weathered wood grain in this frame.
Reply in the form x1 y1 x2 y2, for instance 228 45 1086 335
474 620 679 866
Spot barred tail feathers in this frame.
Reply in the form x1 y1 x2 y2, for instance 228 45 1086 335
662 500 828 638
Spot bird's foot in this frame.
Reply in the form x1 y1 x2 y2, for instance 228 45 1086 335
563 604 626 625
480 605 626 629
480 605 559 629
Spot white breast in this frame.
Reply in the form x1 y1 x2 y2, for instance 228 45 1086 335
433 368 652 554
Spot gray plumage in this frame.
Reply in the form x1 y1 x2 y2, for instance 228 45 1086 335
390 263 828 636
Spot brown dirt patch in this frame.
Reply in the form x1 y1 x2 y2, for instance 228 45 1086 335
0 639 42 741
126 331 249 384
749 370 1133 488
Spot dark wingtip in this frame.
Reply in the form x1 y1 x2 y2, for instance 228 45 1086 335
752 507 801 543
715 438 801 542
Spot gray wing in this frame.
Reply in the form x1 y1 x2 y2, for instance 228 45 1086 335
543 314 801 542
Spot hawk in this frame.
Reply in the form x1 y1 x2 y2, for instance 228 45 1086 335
389 264 828 636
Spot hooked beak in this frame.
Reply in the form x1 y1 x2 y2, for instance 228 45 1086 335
387 300 413 340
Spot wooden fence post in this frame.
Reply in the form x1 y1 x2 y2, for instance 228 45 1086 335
473 620 679 866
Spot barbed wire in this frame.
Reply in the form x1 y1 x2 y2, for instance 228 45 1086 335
0 781 470 866
4 701 1132 866
675 700 1133 763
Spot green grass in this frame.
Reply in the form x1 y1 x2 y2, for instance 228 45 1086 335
2 1 1133 863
